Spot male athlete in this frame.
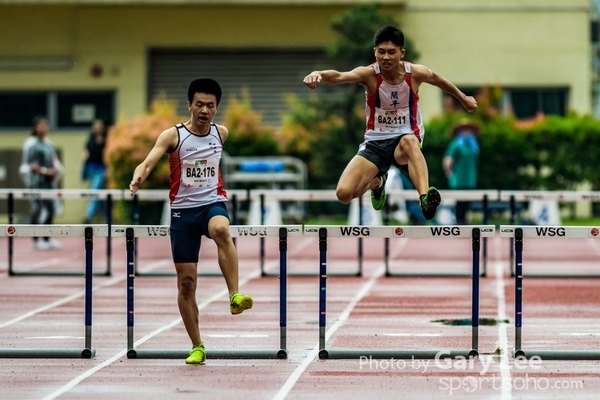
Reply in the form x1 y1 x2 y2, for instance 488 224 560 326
303 25 477 220
130 78 253 365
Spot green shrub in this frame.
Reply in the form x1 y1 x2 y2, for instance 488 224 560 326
105 99 184 223
222 87 280 157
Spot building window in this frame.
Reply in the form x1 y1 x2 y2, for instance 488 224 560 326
509 88 567 119
0 91 115 129
443 87 568 119
57 92 114 128
0 92 47 127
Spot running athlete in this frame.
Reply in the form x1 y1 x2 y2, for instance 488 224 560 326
129 78 253 365
303 25 477 220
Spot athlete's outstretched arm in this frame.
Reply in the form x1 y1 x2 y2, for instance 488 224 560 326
412 64 477 113
129 127 177 196
303 66 373 90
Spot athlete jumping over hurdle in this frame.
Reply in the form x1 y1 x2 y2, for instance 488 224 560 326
129 78 253 365
303 25 477 220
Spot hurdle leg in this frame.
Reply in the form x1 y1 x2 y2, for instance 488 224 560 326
357 197 363 277
470 228 480 357
82 227 96 358
132 194 140 276
513 228 524 357
277 227 288 358
7 192 14 276
384 201 390 276
481 194 489 277
104 193 113 277
318 228 328 358
126 228 136 358
260 193 266 276
509 195 516 277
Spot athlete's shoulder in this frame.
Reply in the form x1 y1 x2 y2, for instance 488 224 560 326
406 63 432 77
162 125 180 138
214 123 229 141
359 64 378 75
157 125 180 148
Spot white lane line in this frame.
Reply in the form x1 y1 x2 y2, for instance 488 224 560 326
240 334 269 338
382 333 442 337
205 334 270 338
494 256 512 400
273 267 384 400
559 333 600 336
273 239 409 400
25 336 84 340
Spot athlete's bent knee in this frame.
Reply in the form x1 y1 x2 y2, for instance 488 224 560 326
400 135 420 152
336 188 354 204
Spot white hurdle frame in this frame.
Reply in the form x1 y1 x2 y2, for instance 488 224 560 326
304 224 495 359
114 224 302 359
500 225 600 360
0 188 121 277
0 224 107 358
500 190 600 278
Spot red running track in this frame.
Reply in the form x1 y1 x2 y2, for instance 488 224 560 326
1 233 600 399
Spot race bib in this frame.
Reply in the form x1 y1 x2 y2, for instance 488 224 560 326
374 108 410 132
181 158 219 188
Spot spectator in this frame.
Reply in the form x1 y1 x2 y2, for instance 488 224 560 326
82 119 108 224
20 115 63 249
443 119 481 224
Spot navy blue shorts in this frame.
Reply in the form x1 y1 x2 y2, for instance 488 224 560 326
169 202 229 263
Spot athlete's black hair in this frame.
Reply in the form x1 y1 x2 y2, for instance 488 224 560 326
187 78 222 105
374 25 405 48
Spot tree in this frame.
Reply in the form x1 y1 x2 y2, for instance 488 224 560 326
222 87 280 157
104 99 184 223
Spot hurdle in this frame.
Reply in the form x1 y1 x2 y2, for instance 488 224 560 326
385 189 498 277
0 224 104 358
500 190 600 277
127 189 247 277
250 189 366 277
1 188 118 277
116 224 302 359
304 224 495 359
501 225 600 360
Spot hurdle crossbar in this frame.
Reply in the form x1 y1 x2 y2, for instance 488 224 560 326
127 190 248 277
1 189 119 277
501 225 600 359
119 225 302 359
305 225 494 359
0 225 99 358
